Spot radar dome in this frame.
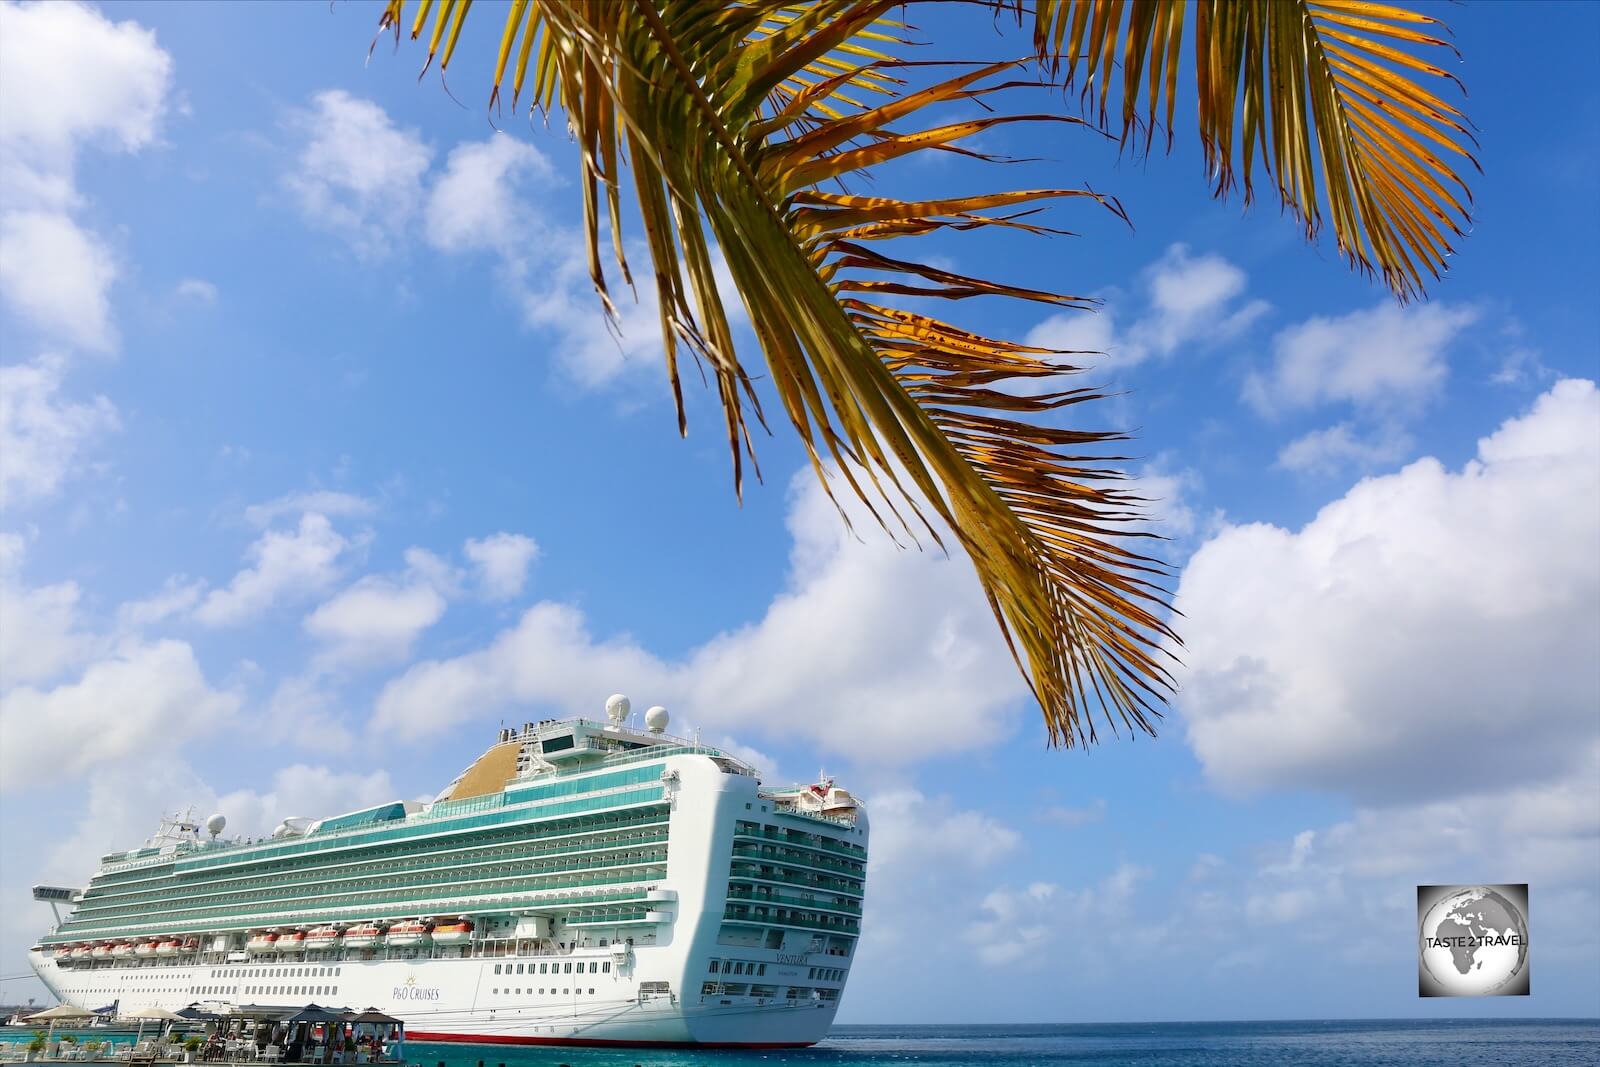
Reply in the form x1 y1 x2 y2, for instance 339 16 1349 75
205 813 227 836
605 694 631 723
644 706 670 734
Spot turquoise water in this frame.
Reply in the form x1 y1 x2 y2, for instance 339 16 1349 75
405 1019 1598 1066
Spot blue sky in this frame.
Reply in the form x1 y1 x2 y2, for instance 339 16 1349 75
1 0 1597 1023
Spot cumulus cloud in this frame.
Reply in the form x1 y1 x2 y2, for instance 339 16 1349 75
1275 421 1414 475
1244 303 1478 416
463 532 539 601
1025 244 1268 371
304 548 454 668
1175 378 1600 804
243 489 375 527
0 639 238 789
284 90 431 259
966 864 1149 966
422 133 743 388
117 575 206 628
0 354 119 507
0 211 118 351
373 468 1028 759
194 513 352 627
0 531 94 686
0 0 172 349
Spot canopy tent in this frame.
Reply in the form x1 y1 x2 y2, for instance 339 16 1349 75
282 1005 349 1024
175 1005 226 1022
120 1005 185 1046
122 1008 184 1020
25 1005 95 1020
342 1010 401 1025
24 1003 95 1038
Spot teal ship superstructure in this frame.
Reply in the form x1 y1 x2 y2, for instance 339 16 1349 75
29 698 868 1048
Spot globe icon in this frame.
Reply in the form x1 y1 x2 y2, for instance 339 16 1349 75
1419 886 1529 995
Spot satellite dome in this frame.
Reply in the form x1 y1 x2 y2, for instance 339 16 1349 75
205 814 227 836
605 694 631 723
644 706 670 734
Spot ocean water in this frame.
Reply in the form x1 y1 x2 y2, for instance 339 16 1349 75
406 1019 1599 1067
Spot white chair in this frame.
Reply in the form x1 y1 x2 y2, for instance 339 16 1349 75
262 1047 281 1064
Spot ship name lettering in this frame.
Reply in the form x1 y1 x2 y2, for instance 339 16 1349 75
392 986 441 1001
775 953 810 965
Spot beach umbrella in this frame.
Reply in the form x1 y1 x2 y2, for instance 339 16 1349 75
25 1003 94 1041
123 1006 183 1045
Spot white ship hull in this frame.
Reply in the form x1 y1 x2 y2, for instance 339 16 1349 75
31 951 840 1047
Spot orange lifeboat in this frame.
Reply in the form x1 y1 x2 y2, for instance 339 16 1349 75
72 944 93 960
133 941 157 958
155 939 180 957
245 932 278 955
180 937 200 952
90 943 112 959
386 921 432 948
277 931 308 952
431 921 474 946
306 927 342 950
109 942 133 959
343 925 385 949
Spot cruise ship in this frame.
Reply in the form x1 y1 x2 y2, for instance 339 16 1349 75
26 697 868 1048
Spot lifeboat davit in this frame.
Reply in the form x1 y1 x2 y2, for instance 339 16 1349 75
431 921 473 946
245 933 278 955
276 931 308 952
155 939 180 957
132 941 156 958
110 942 133 958
342 924 385 949
306 927 342 950
386 921 432 948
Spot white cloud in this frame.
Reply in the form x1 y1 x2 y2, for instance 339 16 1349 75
0 354 119 507
867 788 1020 874
243 489 375 527
424 134 552 254
463 532 539 601
0 532 94 686
1275 421 1413 475
194 513 351 627
0 211 117 351
284 90 431 259
373 468 1027 759
1245 303 1478 416
1175 378 1600 804
303 548 453 667
421 133 740 388
1025 244 1268 371
174 277 218 303
0 638 238 789
966 864 1149 966
117 575 206 628
0 0 172 349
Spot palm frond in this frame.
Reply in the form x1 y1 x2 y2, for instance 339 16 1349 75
1029 0 1477 301
370 0 1180 746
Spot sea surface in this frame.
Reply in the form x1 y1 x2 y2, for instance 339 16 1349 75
405 1019 1599 1067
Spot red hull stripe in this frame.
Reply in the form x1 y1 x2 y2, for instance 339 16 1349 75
407 1030 813 1050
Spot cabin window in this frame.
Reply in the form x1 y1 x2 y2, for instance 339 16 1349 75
493 964 501 974
602 962 610 973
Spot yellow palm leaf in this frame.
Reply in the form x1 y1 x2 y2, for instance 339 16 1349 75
1030 0 1477 300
